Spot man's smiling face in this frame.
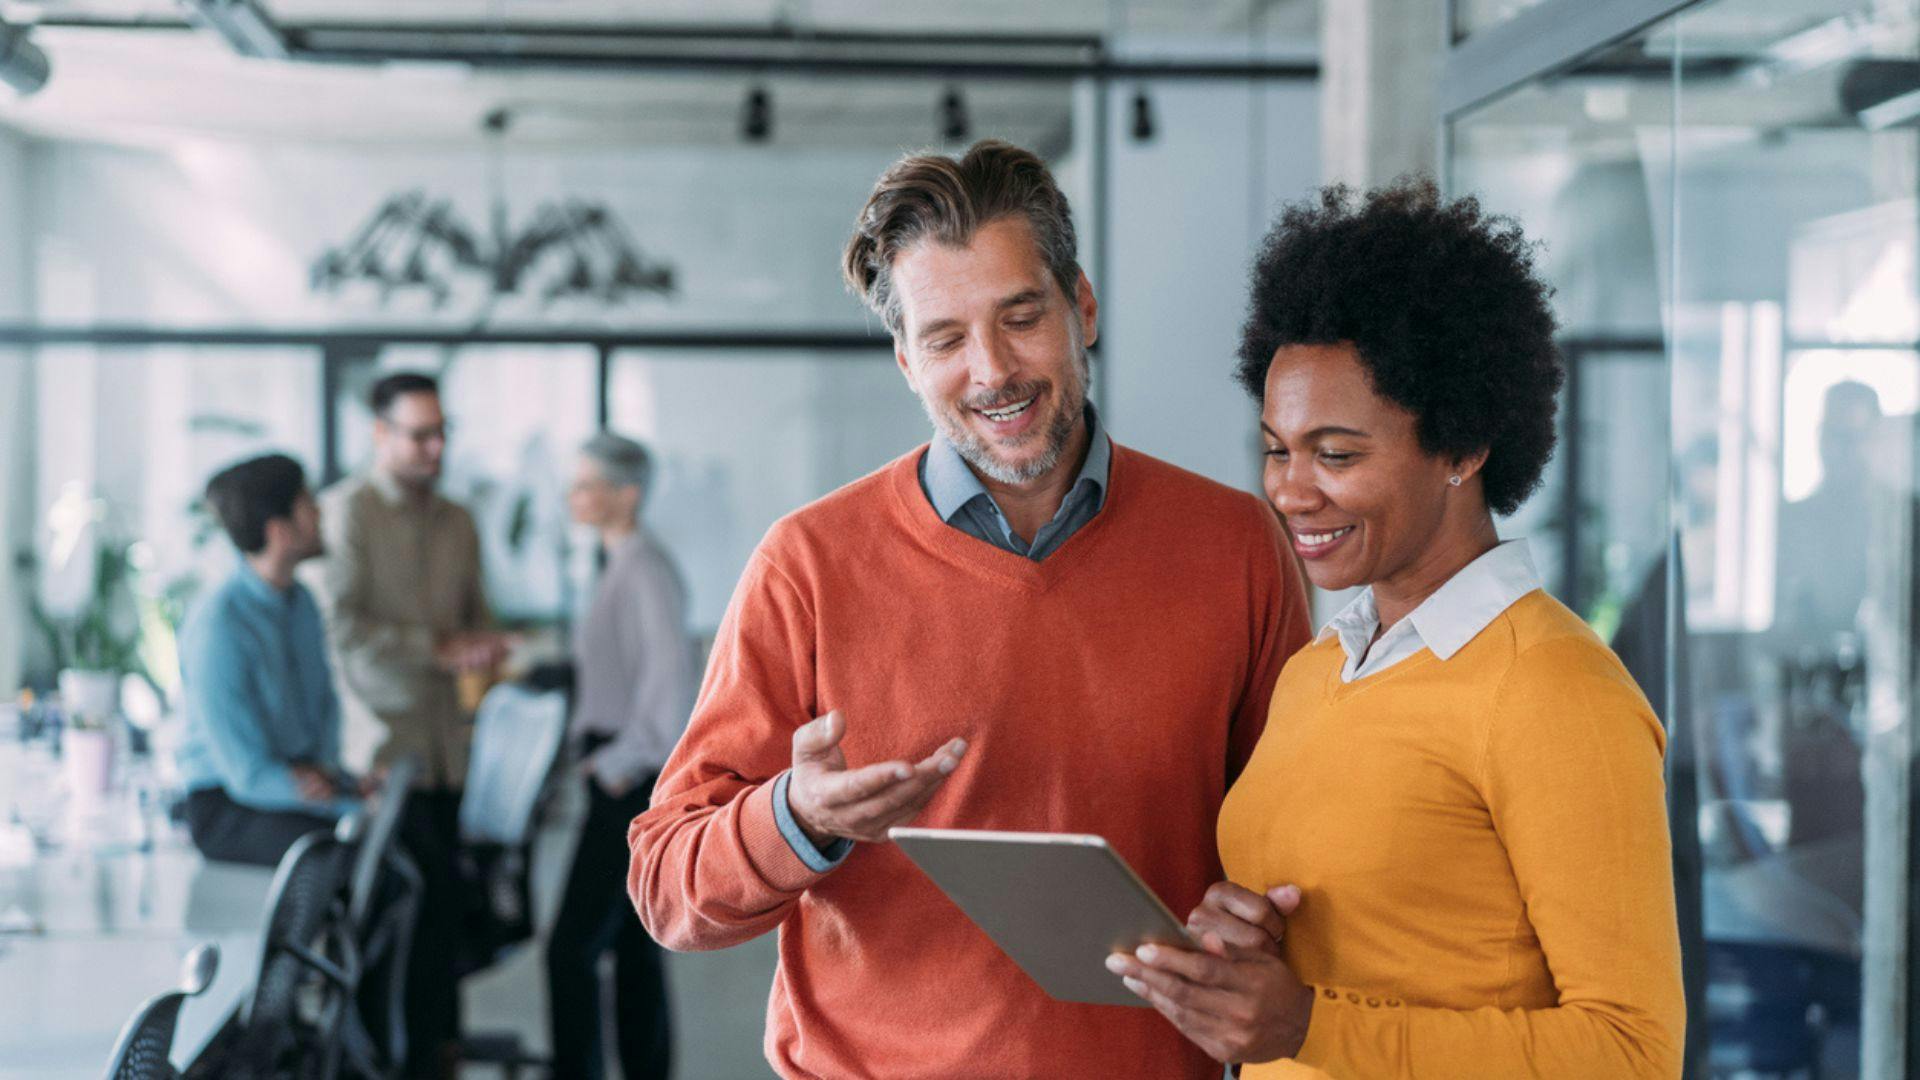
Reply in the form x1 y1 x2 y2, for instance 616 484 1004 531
891 216 1096 487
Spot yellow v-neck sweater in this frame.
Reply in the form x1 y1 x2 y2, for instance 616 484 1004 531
1219 588 1684 1079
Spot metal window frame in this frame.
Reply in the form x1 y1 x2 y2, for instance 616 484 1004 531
0 320 1100 488
0 323 897 486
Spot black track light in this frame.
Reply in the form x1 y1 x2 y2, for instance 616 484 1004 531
941 86 970 142
742 85 773 143
0 18 47 97
1130 86 1155 142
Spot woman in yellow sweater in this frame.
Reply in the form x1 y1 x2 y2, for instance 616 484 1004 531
1107 179 1685 1078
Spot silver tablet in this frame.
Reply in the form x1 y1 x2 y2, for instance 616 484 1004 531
889 826 1196 1008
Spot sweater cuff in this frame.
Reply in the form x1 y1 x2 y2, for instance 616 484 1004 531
1293 983 1404 1070
771 771 853 871
738 773 847 893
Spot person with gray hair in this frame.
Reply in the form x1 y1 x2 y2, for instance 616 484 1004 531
580 430 654 495
546 430 694 1080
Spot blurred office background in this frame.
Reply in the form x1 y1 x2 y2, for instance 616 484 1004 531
2 0 1919 1077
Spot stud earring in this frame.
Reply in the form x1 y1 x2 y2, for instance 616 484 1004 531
1447 475 1463 487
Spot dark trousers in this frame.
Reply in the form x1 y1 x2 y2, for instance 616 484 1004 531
545 772 670 1080
183 786 335 867
399 787 466 1079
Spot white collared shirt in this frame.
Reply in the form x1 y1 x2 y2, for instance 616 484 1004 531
1321 539 1543 682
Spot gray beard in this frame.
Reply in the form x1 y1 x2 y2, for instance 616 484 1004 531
923 346 1090 486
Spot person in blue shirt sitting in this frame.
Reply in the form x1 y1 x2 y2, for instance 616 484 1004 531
177 452 472 1076
177 452 359 866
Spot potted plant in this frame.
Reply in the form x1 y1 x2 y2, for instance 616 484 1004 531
29 491 153 801
31 535 148 723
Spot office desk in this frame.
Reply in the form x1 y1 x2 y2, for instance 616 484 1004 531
0 742 273 1079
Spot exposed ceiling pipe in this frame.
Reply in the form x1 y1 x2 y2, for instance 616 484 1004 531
35 13 1317 82
174 0 288 60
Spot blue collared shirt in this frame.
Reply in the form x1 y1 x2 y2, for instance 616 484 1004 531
174 562 358 815
917 404 1112 561
771 407 1115 872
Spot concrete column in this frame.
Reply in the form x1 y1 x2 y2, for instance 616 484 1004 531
0 350 26 698
0 130 31 697
1319 0 1445 188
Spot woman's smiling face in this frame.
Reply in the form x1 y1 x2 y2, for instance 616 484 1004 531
1259 342 1466 595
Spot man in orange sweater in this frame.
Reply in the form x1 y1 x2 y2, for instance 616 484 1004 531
629 139 1313 1079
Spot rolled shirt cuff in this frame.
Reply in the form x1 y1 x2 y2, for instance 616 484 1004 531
771 770 852 872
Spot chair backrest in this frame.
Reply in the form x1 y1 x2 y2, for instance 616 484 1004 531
348 755 420 929
459 684 567 846
103 944 221 1080
247 825 355 1017
338 847 423 1079
233 825 359 1079
297 758 425 1080
269 763 425 1080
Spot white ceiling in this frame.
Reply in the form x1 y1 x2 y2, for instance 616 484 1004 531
0 0 1317 148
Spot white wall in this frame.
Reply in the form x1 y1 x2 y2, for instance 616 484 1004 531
29 139 899 328
1099 78 1321 495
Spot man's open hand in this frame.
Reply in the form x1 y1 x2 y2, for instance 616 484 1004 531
786 710 966 846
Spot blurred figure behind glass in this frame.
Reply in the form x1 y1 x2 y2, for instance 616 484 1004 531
546 432 695 1080
1774 380 1882 656
1768 380 1882 883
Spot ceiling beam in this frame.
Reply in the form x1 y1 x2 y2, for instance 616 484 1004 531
32 14 1318 81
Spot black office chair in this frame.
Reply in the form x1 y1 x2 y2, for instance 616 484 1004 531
337 848 421 1080
103 943 222 1080
229 818 362 1080
336 757 423 1080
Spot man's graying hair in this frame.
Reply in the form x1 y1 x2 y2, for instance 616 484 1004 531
842 140 1081 336
581 432 653 500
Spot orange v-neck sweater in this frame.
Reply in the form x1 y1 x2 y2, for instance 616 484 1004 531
630 443 1312 1080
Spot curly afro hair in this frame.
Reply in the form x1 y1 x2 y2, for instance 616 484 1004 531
1234 177 1564 517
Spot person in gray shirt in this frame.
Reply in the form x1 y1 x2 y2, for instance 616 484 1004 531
546 432 697 1080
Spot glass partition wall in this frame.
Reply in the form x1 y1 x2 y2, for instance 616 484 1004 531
25 346 324 695
1450 1 1920 1075
328 345 600 624
606 350 912 630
